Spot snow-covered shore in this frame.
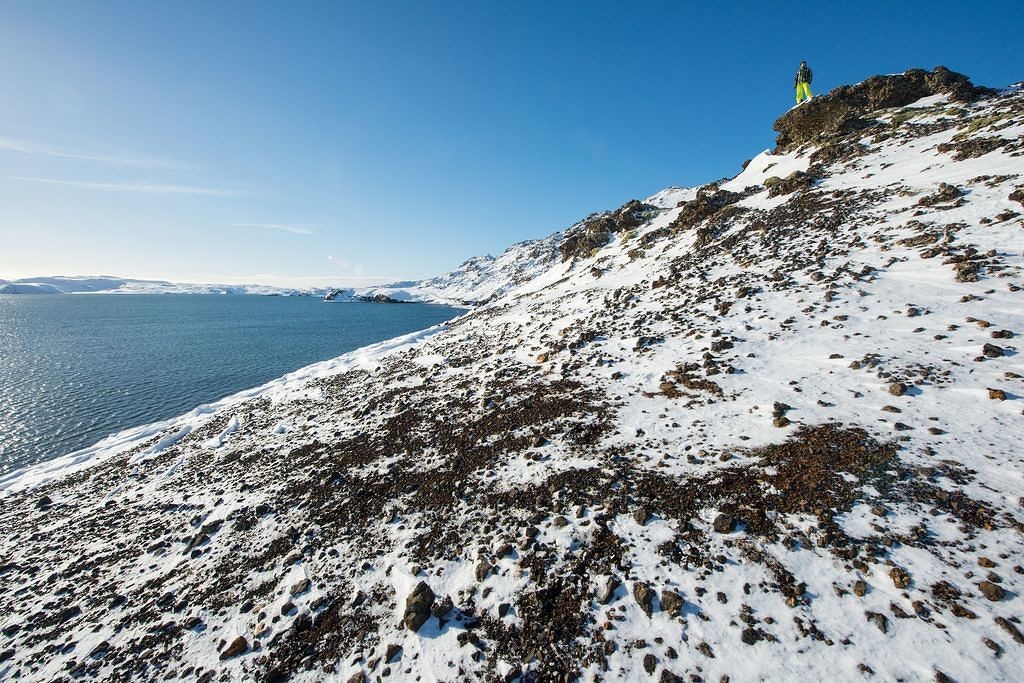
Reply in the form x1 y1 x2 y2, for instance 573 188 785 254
1 68 1022 682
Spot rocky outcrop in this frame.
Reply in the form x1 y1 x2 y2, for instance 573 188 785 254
773 66 994 152
765 170 817 197
559 199 657 261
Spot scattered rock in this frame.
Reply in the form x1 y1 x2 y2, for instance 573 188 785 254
978 581 1005 601
890 566 911 589
633 582 656 617
597 576 621 604
219 636 249 660
865 611 889 633
996 616 1024 644
660 590 684 618
713 514 736 534
917 183 963 207
982 343 1004 358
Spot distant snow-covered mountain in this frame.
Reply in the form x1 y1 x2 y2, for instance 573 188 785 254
0 276 332 297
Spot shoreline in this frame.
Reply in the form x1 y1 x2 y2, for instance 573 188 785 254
0 321 454 497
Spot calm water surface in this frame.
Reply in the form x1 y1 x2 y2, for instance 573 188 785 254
0 295 461 474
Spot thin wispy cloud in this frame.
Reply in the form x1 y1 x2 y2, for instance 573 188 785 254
228 222 314 236
0 136 191 169
3 175 243 196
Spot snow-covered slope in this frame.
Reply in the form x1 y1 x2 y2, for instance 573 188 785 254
351 233 564 305
2 68 1023 683
350 189 705 306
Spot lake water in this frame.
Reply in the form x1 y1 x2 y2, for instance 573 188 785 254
0 295 462 474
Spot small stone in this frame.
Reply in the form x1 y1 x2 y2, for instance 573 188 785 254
740 627 759 645
290 578 311 596
772 416 791 428
475 560 493 582
643 653 657 674
888 382 907 396
988 388 1006 401
280 601 296 616
853 580 867 597
385 643 402 663
978 557 996 568
633 508 650 525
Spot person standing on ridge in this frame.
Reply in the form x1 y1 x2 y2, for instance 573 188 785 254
794 61 813 104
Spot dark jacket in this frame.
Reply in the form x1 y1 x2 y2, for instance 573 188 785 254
794 64 813 86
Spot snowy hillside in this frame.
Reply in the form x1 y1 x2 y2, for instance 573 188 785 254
1 67 1023 683
349 190 699 306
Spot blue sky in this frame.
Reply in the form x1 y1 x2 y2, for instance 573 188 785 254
1 1 1021 286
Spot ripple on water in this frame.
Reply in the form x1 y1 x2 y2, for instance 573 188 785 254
0 294 461 474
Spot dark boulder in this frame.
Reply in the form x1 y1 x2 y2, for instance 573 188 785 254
219 636 249 660
403 581 435 632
